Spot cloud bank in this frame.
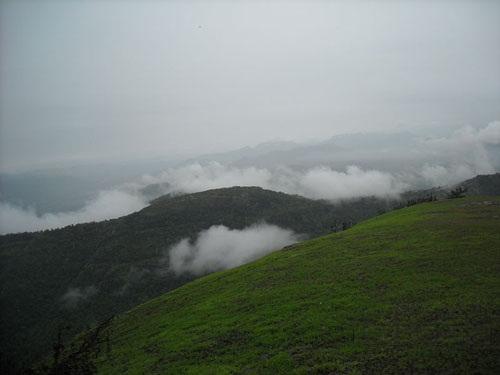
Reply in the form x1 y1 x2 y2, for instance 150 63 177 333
477 121 500 145
144 163 273 194
298 166 406 200
1 122 498 234
142 163 407 201
412 122 500 186
167 223 300 276
0 190 147 234
0 164 405 235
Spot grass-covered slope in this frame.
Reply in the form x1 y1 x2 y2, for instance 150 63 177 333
65 196 500 374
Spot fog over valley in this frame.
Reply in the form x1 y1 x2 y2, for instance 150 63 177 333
1 122 500 234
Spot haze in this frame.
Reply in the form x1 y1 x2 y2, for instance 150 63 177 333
1 0 499 172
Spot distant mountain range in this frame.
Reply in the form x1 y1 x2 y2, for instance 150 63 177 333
189 131 500 177
2 130 499 215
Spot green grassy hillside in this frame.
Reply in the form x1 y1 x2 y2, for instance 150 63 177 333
55 196 500 374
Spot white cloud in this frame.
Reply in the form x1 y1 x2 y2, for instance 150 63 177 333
167 223 300 276
298 165 407 200
61 285 98 309
0 190 147 234
421 124 496 173
143 162 407 201
477 121 500 145
0 163 404 235
2 122 499 235
143 162 273 193
420 164 477 187
415 122 499 186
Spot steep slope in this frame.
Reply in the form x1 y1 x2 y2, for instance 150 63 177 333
0 187 392 371
55 196 500 374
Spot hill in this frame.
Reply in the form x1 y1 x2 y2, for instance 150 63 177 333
51 196 500 374
461 173 500 196
400 173 500 201
0 187 393 371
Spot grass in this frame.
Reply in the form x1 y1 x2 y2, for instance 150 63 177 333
70 197 500 374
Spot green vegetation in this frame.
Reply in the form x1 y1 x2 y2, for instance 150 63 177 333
0 187 394 371
55 196 500 374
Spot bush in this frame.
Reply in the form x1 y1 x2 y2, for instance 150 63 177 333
447 186 467 199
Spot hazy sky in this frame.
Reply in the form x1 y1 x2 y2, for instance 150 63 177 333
1 0 499 172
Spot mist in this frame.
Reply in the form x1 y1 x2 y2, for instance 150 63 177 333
0 190 146 234
167 224 300 276
1 0 499 235
61 285 98 309
0 164 402 234
1 1 499 372
1 1 499 171
138 122 500 197
1 122 500 235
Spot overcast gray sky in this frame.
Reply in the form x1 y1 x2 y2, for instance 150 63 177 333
1 0 499 172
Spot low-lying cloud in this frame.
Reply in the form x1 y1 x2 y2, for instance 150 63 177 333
419 164 480 187
1 122 498 235
299 166 406 200
61 285 98 309
0 164 406 234
142 163 408 201
167 223 300 276
412 122 500 186
0 189 146 234
476 121 500 145
144 163 273 194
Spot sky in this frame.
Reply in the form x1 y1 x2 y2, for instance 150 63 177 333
1 0 500 172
